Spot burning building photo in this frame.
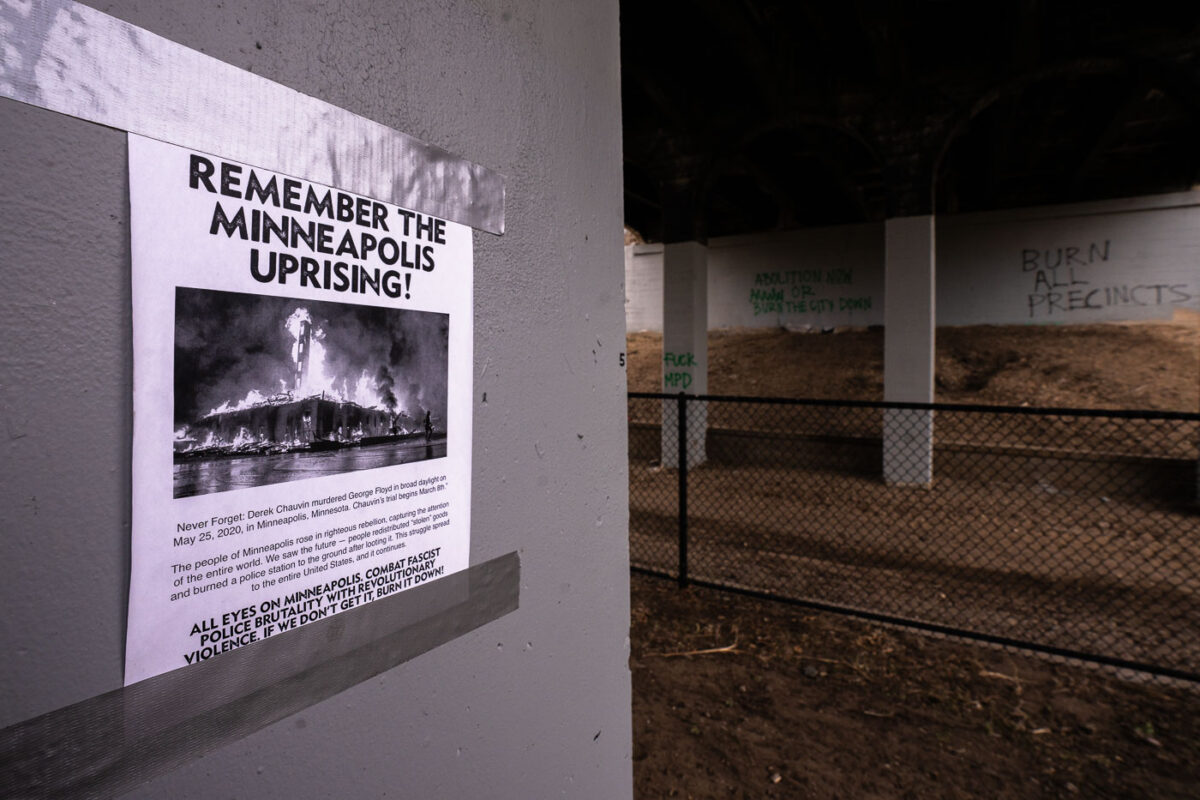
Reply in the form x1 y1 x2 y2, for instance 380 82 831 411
173 288 448 498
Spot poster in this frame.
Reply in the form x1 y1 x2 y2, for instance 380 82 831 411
126 135 472 684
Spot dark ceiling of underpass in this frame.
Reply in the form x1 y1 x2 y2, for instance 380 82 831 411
620 1 1200 242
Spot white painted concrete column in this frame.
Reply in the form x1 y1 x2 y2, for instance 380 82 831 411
661 241 708 468
883 215 936 486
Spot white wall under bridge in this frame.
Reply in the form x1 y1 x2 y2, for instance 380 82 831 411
626 192 1200 333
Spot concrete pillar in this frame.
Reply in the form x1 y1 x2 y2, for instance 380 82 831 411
883 215 936 486
661 241 707 468
0 2 632 796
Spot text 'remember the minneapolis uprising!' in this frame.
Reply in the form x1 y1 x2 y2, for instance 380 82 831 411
189 154 447 301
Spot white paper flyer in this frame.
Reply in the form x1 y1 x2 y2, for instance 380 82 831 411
125 134 472 684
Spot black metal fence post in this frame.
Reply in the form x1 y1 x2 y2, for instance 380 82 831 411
677 392 689 587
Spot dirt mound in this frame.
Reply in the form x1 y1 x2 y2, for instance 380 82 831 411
632 574 1200 800
628 314 1199 411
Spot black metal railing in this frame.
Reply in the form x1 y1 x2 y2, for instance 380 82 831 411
629 391 1200 682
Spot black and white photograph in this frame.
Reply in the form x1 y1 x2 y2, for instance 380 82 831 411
173 288 449 498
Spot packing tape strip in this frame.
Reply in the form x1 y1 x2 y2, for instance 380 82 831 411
0 0 505 234
0 551 520 799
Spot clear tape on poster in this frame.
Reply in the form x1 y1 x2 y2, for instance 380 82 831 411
0 0 506 234
0 551 520 799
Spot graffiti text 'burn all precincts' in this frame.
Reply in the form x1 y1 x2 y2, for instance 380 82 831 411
1023 240 1193 317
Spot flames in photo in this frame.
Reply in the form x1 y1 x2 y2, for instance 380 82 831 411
172 288 448 497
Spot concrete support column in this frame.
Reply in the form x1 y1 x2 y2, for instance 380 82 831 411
883 215 936 486
661 241 707 468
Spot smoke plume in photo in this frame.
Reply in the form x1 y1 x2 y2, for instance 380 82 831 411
174 288 449 427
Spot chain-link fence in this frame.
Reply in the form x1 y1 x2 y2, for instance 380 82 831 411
629 391 1200 681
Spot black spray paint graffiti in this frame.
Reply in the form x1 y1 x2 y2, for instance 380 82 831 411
1023 240 1192 317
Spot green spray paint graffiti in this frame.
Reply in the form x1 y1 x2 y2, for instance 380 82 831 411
663 352 695 390
749 269 871 316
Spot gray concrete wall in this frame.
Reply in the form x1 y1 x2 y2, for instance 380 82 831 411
625 243 665 332
0 1 631 798
625 193 1200 331
708 224 884 330
936 194 1200 325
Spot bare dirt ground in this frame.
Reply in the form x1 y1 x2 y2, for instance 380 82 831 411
627 318 1200 798
627 314 1200 411
631 574 1200 799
